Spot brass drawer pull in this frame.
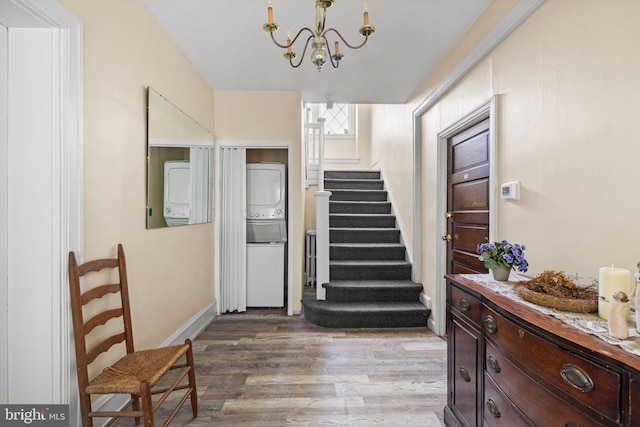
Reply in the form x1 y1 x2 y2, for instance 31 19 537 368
459 297 471 311
487 354 501 373
458 366 471 382
486 398 501 418
484 315 497 333
560 364 594 393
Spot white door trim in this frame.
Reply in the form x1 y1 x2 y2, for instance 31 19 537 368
432 97 497 337
1 0 83 422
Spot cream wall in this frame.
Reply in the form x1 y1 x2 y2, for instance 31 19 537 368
214 91 305 312
372 0 640 323
60 0 216 350
304 104 373 232
368 103 416 259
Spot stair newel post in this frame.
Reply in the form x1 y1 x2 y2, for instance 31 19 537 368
314 117 330 300
314 190 331 300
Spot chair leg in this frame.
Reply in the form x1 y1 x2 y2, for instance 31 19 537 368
141 381 154 427
131 394 141 426
79 393 94 427
185 339 198 418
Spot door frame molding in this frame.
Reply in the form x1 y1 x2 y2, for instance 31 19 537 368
433 97 497 336
0 0 83 418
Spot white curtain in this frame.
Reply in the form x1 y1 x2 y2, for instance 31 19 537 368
189 146 213 224
219 147 247 313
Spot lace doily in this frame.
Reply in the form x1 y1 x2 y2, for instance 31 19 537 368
462 274 640 357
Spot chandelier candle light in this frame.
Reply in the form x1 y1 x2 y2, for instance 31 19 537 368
263 0 375 70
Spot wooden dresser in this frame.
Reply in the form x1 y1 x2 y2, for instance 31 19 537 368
445 274 640 427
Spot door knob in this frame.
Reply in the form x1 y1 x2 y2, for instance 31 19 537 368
442 234 452 242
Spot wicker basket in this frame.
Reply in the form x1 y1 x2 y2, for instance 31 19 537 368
516 285 598 313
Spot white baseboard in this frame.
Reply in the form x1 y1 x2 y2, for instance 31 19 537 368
91 299 217 427
427 317 438 335
420 292 431 310
421 293 441 335
161 300 217 347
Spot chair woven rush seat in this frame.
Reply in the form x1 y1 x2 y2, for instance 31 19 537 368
68 244 198 427
86 345 190 395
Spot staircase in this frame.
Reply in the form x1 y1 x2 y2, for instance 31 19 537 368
302 170 429 328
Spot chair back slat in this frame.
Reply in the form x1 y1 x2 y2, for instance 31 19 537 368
81 284 121 305
84 308 124 334
78 258 119 275
86 332 127 365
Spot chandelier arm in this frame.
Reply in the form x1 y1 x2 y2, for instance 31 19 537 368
289 35 314 68
324 36 340 68
323 28 370 50
270 27 315 49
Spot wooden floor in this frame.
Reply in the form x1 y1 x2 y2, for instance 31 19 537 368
113 307 447 427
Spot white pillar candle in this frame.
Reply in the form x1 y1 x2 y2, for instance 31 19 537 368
598 266 631 320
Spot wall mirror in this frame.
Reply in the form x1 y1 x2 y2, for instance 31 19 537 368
146 87 214 229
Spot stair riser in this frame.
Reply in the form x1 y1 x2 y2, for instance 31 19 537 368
325 171 381 180
329 202 391 214
331 265 412 280
325 288 421 303
330 246 406 260
330 215 396 228
330 191 388 202
302 304 428 328
325 180 384 190
330 229 400 244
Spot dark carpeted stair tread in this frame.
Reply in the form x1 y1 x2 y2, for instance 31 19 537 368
330 214 396 228
329 243 405 249
329 201 392 214
330 243 406 261
329 190 388 201
330 261 412 280
325 279 423 290
301 299 429 328
330 213 396 218
324 179 384 190
325 170 381 180
302 300 426 312
330 260 412 267
330 228 401 243
324 280 423 302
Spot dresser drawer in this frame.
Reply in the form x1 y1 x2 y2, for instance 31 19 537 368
483 375 529 427
450 283 481 325
485 340 612 427
481 305 621 422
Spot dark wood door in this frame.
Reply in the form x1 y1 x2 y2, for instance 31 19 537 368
446 118 490 274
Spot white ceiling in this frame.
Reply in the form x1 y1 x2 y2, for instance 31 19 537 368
139 0 492 104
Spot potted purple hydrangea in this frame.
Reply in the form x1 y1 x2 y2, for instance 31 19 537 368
477 240 528 281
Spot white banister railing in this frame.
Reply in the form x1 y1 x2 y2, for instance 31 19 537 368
313 118 329 300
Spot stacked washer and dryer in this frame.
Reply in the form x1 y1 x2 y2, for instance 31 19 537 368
246 163 287 307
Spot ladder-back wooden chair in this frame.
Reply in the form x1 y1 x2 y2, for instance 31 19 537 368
68 244 198 427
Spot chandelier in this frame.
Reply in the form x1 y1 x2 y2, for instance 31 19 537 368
262 0 375 71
